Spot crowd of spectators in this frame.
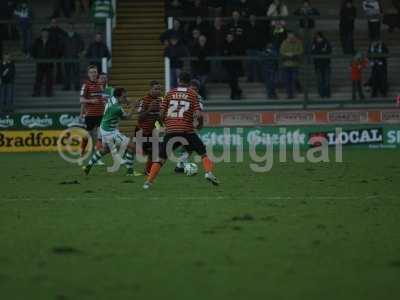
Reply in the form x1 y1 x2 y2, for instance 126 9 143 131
31 21 110 97
163 0 399 100
0 0 113 111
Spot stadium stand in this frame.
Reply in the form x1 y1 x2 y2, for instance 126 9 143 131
1 0 400 113
1 0 105 113
163 0 400 110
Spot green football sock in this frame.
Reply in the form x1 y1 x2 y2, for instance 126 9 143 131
125 152 134 170
88 151 103 166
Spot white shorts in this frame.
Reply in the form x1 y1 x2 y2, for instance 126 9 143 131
100 128 129 148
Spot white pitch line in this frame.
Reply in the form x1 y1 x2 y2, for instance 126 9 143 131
0 195 387 203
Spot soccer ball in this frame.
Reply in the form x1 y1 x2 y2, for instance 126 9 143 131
184 163 198 176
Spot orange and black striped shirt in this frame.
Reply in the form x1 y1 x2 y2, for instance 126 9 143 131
80 79 105 117
161 87 201 133
136 94 161 136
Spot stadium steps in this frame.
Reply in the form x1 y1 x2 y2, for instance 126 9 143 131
109 0 165 134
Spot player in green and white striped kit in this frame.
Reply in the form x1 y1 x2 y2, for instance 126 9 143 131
83 88 137 176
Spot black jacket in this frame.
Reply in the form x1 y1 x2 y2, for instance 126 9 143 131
340 6 357 31
160 28 185 45
294 7 320 28
32 38 56 60
0 61 15 84
86 42 111 60
222 40 242 72
62 33 84 58
208 26 226 55
227 21 246 54
48 26 67 53
368 41 389 67
190 43 210 76
164 43 189 69
246 22 267 50
311 39 332 68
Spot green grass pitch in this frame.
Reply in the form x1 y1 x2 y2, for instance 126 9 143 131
1 149 400 300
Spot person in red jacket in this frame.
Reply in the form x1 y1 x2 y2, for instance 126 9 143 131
351 52 368 100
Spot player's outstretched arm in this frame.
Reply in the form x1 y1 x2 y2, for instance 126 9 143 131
122 106 136 119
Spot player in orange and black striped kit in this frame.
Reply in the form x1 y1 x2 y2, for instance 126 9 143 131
79 65 105 158
135 80 162 175
143 72 218 189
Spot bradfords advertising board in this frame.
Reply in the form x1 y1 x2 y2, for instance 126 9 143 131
0 130 81 152
1 125 400 152
0 113 81 130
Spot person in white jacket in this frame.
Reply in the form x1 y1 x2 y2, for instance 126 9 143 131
267 0 289 28
362 0 382 40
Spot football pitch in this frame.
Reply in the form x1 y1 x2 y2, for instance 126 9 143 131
1 149 400 299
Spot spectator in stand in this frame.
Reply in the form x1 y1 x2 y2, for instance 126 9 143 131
208 0 224 17
62 23 84 91
223 32 243 100
53 0 74 18
340 0 357 54
48 18 66 84
190 35 210 98
227 10 246 54
86 32 111 72
362 0 382 40
1 0 17 41
91 0 114 29
188 28 201 49
236 0 251 19
8 1 19 40
262 43 279 99
245 13 266 82
294 0 320 31
293 0 319 55
351 52 368 100
160 19 185 46
79 0 91 16
32 28 56 97
189 15 210 37
311 32 332 98
267 0 289 31
185 0 208 17
14 2 32 57
208 16 226 82
0 53 15 112
368 39 388 97
0 36 3 61
271 22 287 52
167 0 184 18
164 35 189 88
383 0 400 32
280 32 303 99
0 2 9 40
394 0 400 12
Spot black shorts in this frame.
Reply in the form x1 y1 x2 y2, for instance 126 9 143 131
134 132 161 157
142 140 162 157
85 116 102 131
160 132 206 160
